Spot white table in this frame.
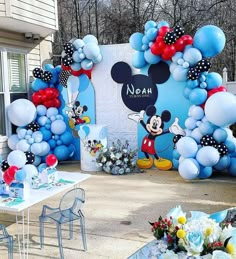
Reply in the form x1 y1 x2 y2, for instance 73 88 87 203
0 171 91 259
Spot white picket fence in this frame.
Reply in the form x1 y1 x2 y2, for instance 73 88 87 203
222 67 236 94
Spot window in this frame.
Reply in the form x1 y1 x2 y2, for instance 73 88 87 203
0 51 28 136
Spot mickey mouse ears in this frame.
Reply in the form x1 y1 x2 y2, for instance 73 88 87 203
111 62 132 84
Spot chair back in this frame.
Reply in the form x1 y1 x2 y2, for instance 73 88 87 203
59 188 85 217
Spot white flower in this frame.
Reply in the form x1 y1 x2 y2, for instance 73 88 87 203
201 254 212 259
212 250 231 259
220 225 236 243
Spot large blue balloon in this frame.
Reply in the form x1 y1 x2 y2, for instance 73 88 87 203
205 92 236 127
129 32 144 51
7 150 27 168
178 158 200 180
189 88 207 105
7 99 36 127
183 48 202 66
51 120 67 135
196 146 220 167
54 145 70 161
206 72 222 90
193 25 226 58
176 137 198 158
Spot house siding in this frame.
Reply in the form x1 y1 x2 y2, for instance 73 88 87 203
0 31 53 158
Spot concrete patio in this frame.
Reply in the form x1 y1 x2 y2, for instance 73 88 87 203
0 163 236 259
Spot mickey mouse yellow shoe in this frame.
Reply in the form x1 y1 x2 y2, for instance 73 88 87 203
136 157 153 169
154 158 172 170
69 118 75 129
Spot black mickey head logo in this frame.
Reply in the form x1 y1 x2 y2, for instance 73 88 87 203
111 61 170 112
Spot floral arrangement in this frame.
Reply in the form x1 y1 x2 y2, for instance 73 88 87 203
149 206 236 259
95 139 142 175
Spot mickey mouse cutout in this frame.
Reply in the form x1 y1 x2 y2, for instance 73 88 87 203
65 101 90 129
129 105 185 170
111 61 170 112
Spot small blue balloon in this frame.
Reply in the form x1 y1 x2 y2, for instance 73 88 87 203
15 169 27 182
172 66 188 82
145 20 157 31
31 79 48 92
228 157 236 176
48 139 57 149
144 49 161 64
132 51 147 69
214 155 231 171
46 107 58 118
183 48 202 66
157 21 169 29
60 131 73 145
145 27 158 41
51 120 66 135
206 72 222 90
189 88 207 105
198 166 212 179
213 128 227 143
38 163 47 173
54 145 70 161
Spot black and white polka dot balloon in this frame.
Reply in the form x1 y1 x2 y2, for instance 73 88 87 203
59 70 71 87
187 67 200 80
200 135 216 147
62 54 73 67
27 121 40 132
163 31 177 45
42 71 53 82
173 25 185 39
196 59 211 73
24 152 35 164
63 42 74 56
173 134 183 145
1 160 9 172
215 143 228 157
33 67 43 79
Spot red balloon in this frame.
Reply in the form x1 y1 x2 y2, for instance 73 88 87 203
162 45 176 60
3 166 18 185
82 68 92 79
71 69 83 77
158 26 170 36
32 93 42 105
46 154 58 167
174 38 185 52
207 86 227 98
61 64 71 71
45 88 54 98
53 99 61 108
150 43 160 55
182 35 193 45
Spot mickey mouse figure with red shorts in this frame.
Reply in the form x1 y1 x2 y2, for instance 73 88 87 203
129 105 185 170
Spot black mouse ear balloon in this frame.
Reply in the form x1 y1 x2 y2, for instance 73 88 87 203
148 61 170 84
111 62 132 84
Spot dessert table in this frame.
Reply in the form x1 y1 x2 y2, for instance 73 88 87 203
0 171 91 259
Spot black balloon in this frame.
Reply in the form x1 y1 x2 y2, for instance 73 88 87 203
174 25 184 39
215 143 228 157
24 152 35 164
63 42 74 56
1 160 10 172
196 59 211 73
33 67 43 79
200 135 216 147
173 134 183 144
62 54 73 67
163 31 177 45
27 121 40 132
187 67 200 80
42 71 53 82
59 70 71 87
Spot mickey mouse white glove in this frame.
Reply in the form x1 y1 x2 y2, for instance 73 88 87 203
128 110 145 123
169 118 186 136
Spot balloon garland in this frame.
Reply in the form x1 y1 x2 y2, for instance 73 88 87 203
130 21 236 179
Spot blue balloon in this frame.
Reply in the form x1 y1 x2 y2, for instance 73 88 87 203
72 51 82 63
44 64 54 71
209 209 228 223
40 127 52 141
224 139 235 154
38 163 47 173
8 134 20 150
17 128 28 139
60 131 73 145
7 99 36 127
38 116 48 126
196 146 220 167
145 20 157 31
185 117 197 130
46 107 58 118
189 88 207 105
48 139 57 149
183 87 192 99
51 120 66 135
32 131 43 143
193 25 226 58
82 34 98 45
23 164 38 183
172 66 188 82
7 150 27 168
33 155 41 166
206 72 222 90
189 106 204 120
176 137 198 158
183 48 202 66
15 169 27 182
83 42 100 61
198 121 214 135
186 80 199 89
172 158 179 169
146 28 158 41
68 144 76 157
190 128 203 143
73 39 85 49
16 139 30 152
71 62 81 71
205 92 236 127
31 79 48 92
178 158 200 180
129 32 144 51
157 21 169 29
214 155 231 171
54 145 70 161
198 166 212 179
36 105 47 116
172 149 180 160
81 59 93 70
213 128 227 143
132 51 147 68
144 49 161 64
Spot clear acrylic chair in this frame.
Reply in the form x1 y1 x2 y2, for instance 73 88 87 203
39 188 87 259
0 224 14 259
